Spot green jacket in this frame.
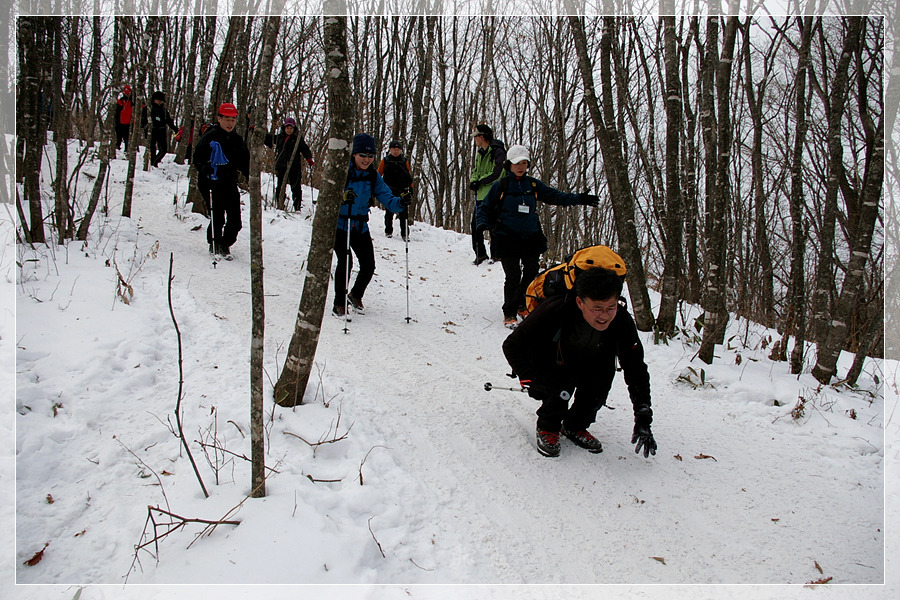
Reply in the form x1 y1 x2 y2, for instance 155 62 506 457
470 139 507 202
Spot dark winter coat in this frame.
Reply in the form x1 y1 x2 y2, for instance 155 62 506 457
193 125 250 189
503 294 651 413
265 127 313 178
476 173 583 258
339 163 405 234
377 153 414 194
148 102 177 132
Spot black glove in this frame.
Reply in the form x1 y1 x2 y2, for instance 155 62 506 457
580 192 600 207
342 189 357 205
632 405 655 457
399 190 412 207
632 425 657 457
200 163 214 178
469 180 481 191
475 223 488 236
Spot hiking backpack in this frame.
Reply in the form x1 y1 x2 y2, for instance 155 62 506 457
524 245 627 313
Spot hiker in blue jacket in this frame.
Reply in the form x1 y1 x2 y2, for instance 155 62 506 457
193 102 250 259
332 133 411 317
476 144 599 328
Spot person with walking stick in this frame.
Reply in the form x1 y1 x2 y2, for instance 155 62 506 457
194 102 250 261
332 133 411 321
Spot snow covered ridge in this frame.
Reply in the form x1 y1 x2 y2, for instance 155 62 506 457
10 146 897 595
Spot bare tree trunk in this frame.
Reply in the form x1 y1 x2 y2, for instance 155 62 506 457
247 14 281 498
274 9 354 407
567 14 653 331
175 17 201 165
123 17 159 219
51 17 72 244
698 13 738 364
787 16 814 375
813 17 883 384
810 16 856 344
407 16 436 224
656 10 683 337
741 16 775 328
19 17 47 243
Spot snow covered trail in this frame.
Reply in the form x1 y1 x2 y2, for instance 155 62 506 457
12 153 891 596
125 160 885 585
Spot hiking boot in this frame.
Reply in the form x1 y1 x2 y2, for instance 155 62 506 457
517 307 530 320
332 305 351 320
536 429 561 457
563 428 604 453
347 294 365 313
385 232 393 238
504 317 517 330
218 244 233 260
474 254 489 266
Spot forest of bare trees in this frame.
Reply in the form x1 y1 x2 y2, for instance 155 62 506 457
13 7 890 392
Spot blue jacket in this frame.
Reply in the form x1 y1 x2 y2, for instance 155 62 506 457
339 164 405 233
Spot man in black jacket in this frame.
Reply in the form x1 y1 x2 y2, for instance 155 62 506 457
264 116 314 210
193 102 250 260
144 91 179 167
377 140 414 240
502 267 656 458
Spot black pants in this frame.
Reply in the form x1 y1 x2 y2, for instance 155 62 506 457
276 170 303 210
150 129 168 166
333 227 376 307
116 123 130 150
499 254 540 319
471 203 487 259
384 208 408 237
203 182 242 250
535 358 616 432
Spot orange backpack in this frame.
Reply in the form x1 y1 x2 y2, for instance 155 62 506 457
524 245 627 313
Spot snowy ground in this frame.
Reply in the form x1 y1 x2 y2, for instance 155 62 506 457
5 142 899 599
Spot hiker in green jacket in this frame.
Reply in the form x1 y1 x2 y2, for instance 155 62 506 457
469 124 506 265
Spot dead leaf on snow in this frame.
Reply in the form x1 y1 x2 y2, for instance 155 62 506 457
815 560 823 574
694 454 717 461
650 556 666 565
805 576 833 586
23 542 49 566
674 454 682 461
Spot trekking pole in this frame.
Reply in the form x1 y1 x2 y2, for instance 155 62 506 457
404 194 411 323
209 193 218 269
483 382 570 401
341 189 356 334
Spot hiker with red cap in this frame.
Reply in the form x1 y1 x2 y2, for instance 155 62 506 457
193 102 250 260
114 85 134 151
264 116 314 211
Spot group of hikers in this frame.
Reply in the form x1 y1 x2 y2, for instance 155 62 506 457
115 85 655 460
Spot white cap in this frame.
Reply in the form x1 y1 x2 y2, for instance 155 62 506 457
506 144 530 165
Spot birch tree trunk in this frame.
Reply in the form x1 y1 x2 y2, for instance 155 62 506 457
698 13 738 364
248 14 281 498
787 16 814 375
812 17 883 384
567 14 653 331
655 11 683 337
274 9 354 407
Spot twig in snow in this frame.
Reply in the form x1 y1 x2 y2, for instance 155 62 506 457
168 253 209 498
368 516 386 558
